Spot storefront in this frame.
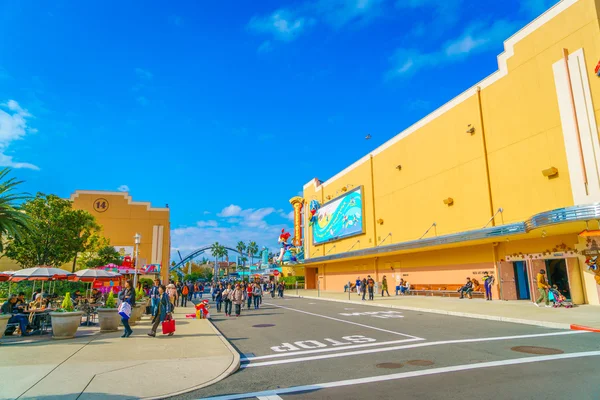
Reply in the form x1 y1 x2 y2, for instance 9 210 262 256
298 0 600 305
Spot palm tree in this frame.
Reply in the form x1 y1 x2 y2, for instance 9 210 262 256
239 256 248 281
211 242 222 281
247 241 258 270
0 168 30 252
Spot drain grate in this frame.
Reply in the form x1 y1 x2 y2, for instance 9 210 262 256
406 360 434 366
376 363 404 369
511 346 564 355
252 324 275 328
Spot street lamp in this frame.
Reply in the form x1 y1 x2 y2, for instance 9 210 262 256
133 233 141 289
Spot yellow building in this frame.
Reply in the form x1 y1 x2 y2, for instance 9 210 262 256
301 0 600 305
70 191 171 283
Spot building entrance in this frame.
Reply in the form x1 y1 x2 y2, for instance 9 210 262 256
512 261 530 300
545 259 571 300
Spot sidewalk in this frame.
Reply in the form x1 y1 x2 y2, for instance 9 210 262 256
289 289 600 331
0 304 239 400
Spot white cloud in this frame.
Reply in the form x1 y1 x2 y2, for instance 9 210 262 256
313 0 385 28
218 204 242 217
386 20 519 78
203 211 211 215
135 68 153 80
248 9 314 41
117 184 130 192
196 220 218 228
0 100 38 170
257 41 273 53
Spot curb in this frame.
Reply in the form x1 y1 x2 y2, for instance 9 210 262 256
287 295 574 330
570 324 600 333
148 319 240 400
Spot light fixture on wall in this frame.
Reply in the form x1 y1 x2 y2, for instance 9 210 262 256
466 124 475 134
443 197 454 206
341 187 348 192
326 195 332 200
377 218 384 225
542 167 559 178
396 165 402 171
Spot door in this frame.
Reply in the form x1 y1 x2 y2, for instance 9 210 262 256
513 261 530 300
546 259 571 300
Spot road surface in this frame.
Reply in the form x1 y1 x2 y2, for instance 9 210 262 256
171 295 600 400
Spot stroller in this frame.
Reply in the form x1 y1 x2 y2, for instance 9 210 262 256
548 288 573 308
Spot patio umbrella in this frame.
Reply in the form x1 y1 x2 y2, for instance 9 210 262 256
75 269 122 282
9 267 74 282
0 271 13 282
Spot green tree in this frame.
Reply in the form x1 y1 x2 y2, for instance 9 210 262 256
79 244 123 269
236 241 246 260
4 193 102 269
247 241 258 269
0 168 30 252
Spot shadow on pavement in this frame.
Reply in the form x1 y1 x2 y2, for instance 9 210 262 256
21 393 140 400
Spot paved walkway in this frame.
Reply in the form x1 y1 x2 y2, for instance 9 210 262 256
289 289 600 330
0 304 239 400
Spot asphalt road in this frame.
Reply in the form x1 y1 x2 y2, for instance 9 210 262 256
171 295 600 400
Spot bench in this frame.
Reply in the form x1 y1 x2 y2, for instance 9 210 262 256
407 284 485 299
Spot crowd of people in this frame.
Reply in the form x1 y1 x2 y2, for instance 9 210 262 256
210 280 285 317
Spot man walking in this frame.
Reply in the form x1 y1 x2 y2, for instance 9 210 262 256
367 275 375 300
181 283 188 307
535 269 551 307
150 279 160 316
355 276 361 296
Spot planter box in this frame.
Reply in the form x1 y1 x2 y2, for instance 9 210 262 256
50 311 84 339
97 308 120 332
0 314 11 342
129 304 144 325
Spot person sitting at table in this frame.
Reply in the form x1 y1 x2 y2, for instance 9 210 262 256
15 292 27 312
91 288 102 303
31 289 42 303
1 294 30 337
71 290 83 303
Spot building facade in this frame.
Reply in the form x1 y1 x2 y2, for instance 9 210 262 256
70 191 171 283
301 0 600 305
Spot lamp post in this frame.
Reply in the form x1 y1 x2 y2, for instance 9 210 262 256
133 233 141 289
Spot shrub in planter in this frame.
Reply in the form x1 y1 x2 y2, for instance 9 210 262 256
97 291 120 332
50 292 84 339
0 314 11 342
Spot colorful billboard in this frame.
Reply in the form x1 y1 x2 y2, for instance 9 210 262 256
313 186 364 245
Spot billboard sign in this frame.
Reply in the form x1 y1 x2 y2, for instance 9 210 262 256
313 186 364 245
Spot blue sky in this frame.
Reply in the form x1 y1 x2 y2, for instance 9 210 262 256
0 0 557 260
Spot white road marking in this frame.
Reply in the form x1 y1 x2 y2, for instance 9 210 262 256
242 338 424 361
203 350 600 400
264 302 422 339
257 396 283 400
240 330 588 369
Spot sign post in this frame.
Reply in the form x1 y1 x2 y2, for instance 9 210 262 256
295 281 298 296
318 279 320 298
348 281 351 300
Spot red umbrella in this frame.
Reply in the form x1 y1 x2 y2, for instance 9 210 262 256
0 271 14 282
9 267 74 282
75 269 121 282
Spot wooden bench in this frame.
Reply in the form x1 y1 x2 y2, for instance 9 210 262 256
407 284 485 299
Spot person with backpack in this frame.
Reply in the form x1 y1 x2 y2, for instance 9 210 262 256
252 283 263 310
181 283 189 307
366 275 375 300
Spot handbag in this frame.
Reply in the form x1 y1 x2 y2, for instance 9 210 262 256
118 301 131 319
162 314 175 334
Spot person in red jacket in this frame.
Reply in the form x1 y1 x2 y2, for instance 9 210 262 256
246 282 253 309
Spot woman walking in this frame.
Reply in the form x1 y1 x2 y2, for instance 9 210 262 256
246 282 253 309
252 283 263 310
381 275 390 297
167 283 178 310
147 284 173 337
223 284 233 316
215 284 224 312
119 280 135 338
232 283 245 317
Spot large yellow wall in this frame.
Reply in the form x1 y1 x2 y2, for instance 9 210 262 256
71 191 170 282
484 0 600 224
303 0 600 261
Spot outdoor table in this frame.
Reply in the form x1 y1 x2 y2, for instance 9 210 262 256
26 308 55 335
